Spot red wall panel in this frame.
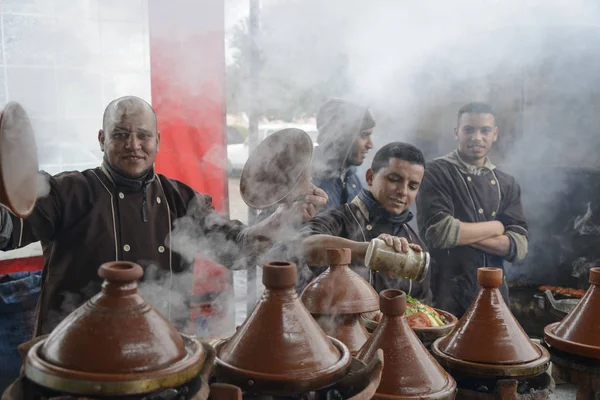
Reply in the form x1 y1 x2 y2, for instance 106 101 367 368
148 0 228 213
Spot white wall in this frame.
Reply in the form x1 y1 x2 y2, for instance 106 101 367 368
0 0 152 174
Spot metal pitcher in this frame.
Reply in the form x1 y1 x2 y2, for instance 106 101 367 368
364 238 430 282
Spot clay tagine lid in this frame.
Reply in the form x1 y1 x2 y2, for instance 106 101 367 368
0 102 39 218
356 289 456 399
544 267 600 359
240 128 314 209
25 262 206 396
214 260 351 395
313 314 370 355
301 248 379 314
436 267 542 365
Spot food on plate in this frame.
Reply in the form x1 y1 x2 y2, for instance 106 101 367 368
539 285 586 299
373 296 446 327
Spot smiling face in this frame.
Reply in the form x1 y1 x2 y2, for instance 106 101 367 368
366 157 425 214
98 98 160 179
455 112 498 167
347 128 374 167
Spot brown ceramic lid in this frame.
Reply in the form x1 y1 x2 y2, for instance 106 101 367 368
214 260 351 395
356 289 456 399
0 102 39 218
301 248 379 314
437 267 541 365
314 314 370 355
25 262 206 395
544 267 600 359
240 128 314 209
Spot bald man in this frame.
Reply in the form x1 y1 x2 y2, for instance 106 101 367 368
0 96 327 336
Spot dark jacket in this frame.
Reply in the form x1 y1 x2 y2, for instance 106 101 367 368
312 98 375 210
7 166 247 335
416 150 528 317
298 193 432 303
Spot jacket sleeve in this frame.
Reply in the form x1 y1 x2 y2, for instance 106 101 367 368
301 207 347 237
416 163 461 250
6 172 63 250
498 179 528 263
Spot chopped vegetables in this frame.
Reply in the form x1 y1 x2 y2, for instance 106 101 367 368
373 296 447 327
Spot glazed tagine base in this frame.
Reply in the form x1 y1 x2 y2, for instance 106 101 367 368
543 268 600 360
544 322 600 360
431 339 551 380
11 374 207 400
452 372 554 400
213 338 351 396
24 335 207 396
210 354 383 400
541 339 600 400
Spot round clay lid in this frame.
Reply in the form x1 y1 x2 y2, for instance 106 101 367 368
0 102 39 217
215 260 351 395
437 267 542 365
25 262 205 395
240 128 313 209
544 267 600 359
301 248 379 315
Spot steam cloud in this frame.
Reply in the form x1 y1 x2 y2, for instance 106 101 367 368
227 0 600 288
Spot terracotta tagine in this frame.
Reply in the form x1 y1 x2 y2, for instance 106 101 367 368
431 267 550 378
301 248 379 354
544 267 600 359
213 260 352 396
0 101 39 218
356 289 457 399
24 261 207 396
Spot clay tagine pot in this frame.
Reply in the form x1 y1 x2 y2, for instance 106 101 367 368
301 248 379 354
356 289 457 399
25 262 207 396
214 260 352 396
0 102 39 218
431 267 550 378
544 267 600 359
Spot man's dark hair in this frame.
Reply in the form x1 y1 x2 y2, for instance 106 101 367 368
457 102 496 122
371 142 425 173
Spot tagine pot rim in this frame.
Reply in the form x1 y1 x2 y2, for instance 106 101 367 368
544 322 600 359
213 336 352 395
25 335 207 396
431 338 551 379
542 267 600 359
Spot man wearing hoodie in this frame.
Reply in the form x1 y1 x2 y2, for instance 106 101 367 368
312 98 376 210
416 102 528 318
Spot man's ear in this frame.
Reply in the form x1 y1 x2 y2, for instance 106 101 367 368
157 130 161 152
98 130 105 152
366 168 375 186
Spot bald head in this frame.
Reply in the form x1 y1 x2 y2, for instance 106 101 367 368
102 96 157 133
99 96 160 179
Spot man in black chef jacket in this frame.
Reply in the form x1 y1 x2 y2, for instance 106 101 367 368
415 102 528 318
